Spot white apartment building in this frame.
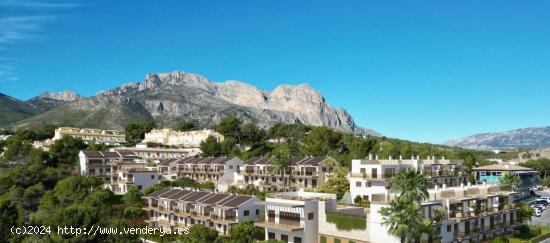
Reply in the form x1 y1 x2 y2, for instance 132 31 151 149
104 162 160 194
239 156 339 191
349 155 468 202
79 150 141 182
112 145 200 163
144 188 263 235
256 191 337 243
54 127 126 145
156 157 243 185
368 183 521 243
142 128 224 148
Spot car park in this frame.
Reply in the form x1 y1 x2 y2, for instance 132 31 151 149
539 197 550 203
534 210 542 217
536 200 549 205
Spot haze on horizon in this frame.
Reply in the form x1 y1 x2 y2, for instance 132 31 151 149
1 0 549 144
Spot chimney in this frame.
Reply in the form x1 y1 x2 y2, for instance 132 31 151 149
399 155 403 160
389 155 393 160
460 183 464 188
375 154 379 160
467 182 471 187
416 155 420 160
368 154 373 160
435 184 439 191
443 184 447 189
442 156 446 160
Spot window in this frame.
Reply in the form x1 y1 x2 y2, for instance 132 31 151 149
356 181 362 187
447 225 451 232
360 168 366 173
229 165 233 169
334 238 341 243
151 175 155 179
308 212 314 220
268 232 275 239
281 234 288 242
137 185 142 190
256 209 260 215
244 210 249 216
294 237 302 243
319 236 327 243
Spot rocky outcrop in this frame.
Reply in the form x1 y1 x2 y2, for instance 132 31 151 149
444 126 550 150
14 71 379 136
27 90 81 112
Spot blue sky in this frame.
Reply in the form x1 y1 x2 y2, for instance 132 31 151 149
1 0 549 143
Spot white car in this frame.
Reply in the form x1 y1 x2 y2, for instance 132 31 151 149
539 197 550 203
532 186 543 191
535 210 542 217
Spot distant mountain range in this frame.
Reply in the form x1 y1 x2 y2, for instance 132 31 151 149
1 71 379 136
444 127 550 150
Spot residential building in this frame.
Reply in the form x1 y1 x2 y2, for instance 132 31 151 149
104 162 159 194
142 128 224 148
53 127 126 145
156 157 243 186
473 163 538 197
112 145 200 163
349 155 468 202
78 150 141 182
239 156 339 191
143 188 263 235
369 183 522 243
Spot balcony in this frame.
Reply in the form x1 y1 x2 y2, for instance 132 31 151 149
350 173 394 180
455 228 481 240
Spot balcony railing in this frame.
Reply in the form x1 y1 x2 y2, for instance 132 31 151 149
350 173 395 180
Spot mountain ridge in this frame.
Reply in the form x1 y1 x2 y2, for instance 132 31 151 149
7 71 378 136
444 126 550 150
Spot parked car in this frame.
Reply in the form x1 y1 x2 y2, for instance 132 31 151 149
536 199 549 205
532 185 543 191
539 197 550 203
532 205 545 212
535 210 542 217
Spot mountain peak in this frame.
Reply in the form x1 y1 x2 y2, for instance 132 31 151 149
36 90 81 101
444 126 550 150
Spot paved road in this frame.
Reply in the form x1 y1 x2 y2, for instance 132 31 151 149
531 190 550 225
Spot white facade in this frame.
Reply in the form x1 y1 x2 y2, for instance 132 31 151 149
349 155 467 202
256 191 337 243
143 128 224 148
54 127 126 145
104 163 160 194
144 188 263 235
113 146 200 162
367 184 521 243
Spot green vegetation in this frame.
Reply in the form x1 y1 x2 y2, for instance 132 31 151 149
124 122 155 145
271 143 293 191
226 186 268 200
380 169 434 243
144 177 215 196
227 221 264 243
326 212 366 231
175 121 196 131
317 167 350 200
521 158 550 179
500 172 521 191
505 225 550 243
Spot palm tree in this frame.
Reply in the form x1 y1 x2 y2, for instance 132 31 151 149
500 172 521 191
272 143 292 192
380 199 433 243
390 169 432 203
380 169 433 242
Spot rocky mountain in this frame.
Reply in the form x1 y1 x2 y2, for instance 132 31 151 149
27 90 82 112
444 126 550 150
0 93 41 126
13 71 378 136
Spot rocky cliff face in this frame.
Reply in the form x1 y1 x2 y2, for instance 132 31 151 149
444 126 550 150
27 90 81 112
15 71 378 136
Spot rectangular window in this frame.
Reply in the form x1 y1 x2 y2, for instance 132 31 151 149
151 175 155 179
256 209 260 215
268 232 275 239
319 236 327 243
244 210 249 216
360 168 366 173
447 225 451 232
308 212 314 220
356 181 362 187
281 234 288 241
294 237 302 243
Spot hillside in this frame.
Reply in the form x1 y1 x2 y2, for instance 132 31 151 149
0 93 41 126
444 126 550 150
12 71 378 136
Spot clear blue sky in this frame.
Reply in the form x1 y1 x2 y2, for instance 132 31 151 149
1 0 549 144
